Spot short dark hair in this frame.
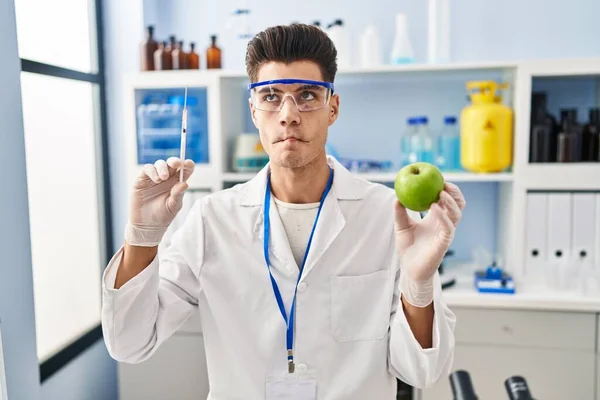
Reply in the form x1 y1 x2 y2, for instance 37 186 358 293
245 23 337 83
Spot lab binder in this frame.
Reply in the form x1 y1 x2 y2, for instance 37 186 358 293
546 193 572 264
571 193 596 270
525 193 548 275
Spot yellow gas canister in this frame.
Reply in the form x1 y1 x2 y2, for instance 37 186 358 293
460 81 513 173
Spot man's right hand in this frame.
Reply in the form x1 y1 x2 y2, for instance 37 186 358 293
124 157 195 247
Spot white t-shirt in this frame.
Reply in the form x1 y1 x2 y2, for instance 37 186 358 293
273 196 320 268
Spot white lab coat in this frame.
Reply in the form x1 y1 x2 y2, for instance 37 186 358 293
101 156 456 400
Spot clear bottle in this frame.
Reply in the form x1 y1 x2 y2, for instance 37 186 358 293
390 13 415 64
436 116 461 171
409 117 435 164
400 117 416 168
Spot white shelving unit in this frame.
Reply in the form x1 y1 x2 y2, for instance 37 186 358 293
222 171 514 183
123 55 600 280
121 57 600 400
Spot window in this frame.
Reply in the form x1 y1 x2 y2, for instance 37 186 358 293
14 0 112 382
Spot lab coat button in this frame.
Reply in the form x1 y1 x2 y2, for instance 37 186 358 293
296 363 308 373
297 282 307 292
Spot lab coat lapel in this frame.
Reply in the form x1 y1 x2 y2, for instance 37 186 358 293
265 193 300 276
243 156 367 279
300 191 345 280
245 164 300 277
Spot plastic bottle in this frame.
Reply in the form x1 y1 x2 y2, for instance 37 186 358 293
427 0 450 63
409 117 435 164
358 24 382 68
206 35 222 69
390 13 415 64
400 117 416 167
140 25 158 71
188 42 200 69
327 19 351 69
436 116 461 171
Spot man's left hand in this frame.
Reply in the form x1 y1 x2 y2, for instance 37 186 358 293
394 182 466 307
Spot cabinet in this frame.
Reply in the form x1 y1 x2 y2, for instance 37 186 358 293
421 307 598 400
117 313 209 400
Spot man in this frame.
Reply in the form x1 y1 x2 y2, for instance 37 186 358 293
102 23 465 399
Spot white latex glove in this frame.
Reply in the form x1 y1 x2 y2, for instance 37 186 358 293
124 157 195 247
394 182 466 307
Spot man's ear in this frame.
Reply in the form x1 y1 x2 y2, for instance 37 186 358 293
249 98 259 129
328 94 340 126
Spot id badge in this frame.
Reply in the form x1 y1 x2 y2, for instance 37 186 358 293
266 372 317 400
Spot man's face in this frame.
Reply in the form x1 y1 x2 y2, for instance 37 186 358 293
249 60 339 169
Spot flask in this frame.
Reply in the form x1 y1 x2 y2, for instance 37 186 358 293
188 42 200 69
390 13 415 64
206 35 222 69
460 81 513 172
153 41 172 70
140 25 158 71
172 41 189 70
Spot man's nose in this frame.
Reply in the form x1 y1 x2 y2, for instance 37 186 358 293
278 95 300 125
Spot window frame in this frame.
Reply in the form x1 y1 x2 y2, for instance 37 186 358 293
18 0 113 383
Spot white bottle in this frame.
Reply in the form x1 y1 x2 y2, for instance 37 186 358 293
358 24 382 68
327 19 351 69
390 13 415 65
428 0 451 63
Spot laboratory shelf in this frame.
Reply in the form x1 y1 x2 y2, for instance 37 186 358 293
221 171 513 184
521 163 600 191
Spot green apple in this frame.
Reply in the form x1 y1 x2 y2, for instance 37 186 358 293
394 162 445 212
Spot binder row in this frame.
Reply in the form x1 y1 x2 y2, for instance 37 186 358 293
525 191 600 275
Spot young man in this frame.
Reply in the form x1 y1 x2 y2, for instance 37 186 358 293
102 23 465 399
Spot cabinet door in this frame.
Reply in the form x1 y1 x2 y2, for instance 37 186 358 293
118 333 209 400
597 354 600 400
421 344 595 400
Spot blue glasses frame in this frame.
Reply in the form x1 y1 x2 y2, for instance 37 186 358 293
247 78 335 93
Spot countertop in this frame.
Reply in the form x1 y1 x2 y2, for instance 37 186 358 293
439 265 600 313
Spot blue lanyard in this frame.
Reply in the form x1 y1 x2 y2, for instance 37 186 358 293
263 166 334 373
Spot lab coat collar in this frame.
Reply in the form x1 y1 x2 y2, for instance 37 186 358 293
240 155 365 277
238 155 367 207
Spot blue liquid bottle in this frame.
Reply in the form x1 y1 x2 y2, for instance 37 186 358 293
436 116 461 171
409 116 435 164
400 117 416 168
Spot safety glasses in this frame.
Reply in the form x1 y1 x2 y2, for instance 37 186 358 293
248 78 334 112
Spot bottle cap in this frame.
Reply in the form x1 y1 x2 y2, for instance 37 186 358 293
444 116 457 124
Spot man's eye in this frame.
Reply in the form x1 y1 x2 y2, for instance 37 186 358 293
300 91 316 100
263 94 279 102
